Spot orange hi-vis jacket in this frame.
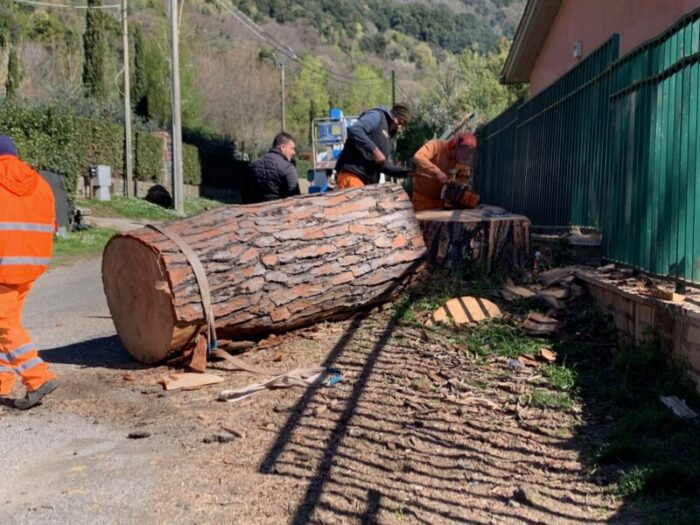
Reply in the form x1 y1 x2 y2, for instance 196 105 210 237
0 154 55 284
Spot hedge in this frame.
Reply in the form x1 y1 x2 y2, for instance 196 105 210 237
183 143 202 185
135 133 164 182
0 103 237 195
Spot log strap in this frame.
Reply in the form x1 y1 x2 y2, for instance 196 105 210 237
147 224 218 352
218 364 343 404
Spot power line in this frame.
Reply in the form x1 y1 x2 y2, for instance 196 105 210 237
215 0 388 84
11 0 120 9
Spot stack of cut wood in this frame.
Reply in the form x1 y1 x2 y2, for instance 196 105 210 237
500 266 586 335
102 184 427 364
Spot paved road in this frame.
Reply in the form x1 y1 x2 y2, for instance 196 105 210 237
0 259 168 524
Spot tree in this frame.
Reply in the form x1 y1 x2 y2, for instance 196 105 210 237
287 54 330 146
457 38 525 120
5 45 22 99
82 0 107 100
131 23 148 117
341 63 391 116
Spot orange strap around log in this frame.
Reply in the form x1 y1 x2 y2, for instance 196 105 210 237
147 224 218 354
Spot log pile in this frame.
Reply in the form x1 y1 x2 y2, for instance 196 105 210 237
102 184 427 364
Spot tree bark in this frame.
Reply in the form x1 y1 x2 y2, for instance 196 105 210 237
416 207 531 272
102 184 426 364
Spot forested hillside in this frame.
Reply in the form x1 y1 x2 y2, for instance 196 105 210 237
0 0 526 157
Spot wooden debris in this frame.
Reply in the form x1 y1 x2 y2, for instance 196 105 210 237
501 285 537 301
521 313 563 336
160 372 225 391
426 296 502 327
538 348 558 363
538 294 567 311
597 264 616 274
539 287 570 300
220 425 245 438
538 267 576 287
518 355 540 367
218 340 257 352
647 286 684 303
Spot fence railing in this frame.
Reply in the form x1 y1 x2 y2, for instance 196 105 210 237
477 9 700 283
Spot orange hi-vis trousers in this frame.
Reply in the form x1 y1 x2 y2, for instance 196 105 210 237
0 281 55 395
336 171 365 189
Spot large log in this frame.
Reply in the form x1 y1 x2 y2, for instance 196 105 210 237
102 184 426 364
416 206 531 272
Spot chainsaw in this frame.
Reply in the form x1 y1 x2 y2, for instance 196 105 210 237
439 168 479 209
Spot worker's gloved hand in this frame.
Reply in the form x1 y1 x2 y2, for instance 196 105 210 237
436 170 448 184
372 147 386 165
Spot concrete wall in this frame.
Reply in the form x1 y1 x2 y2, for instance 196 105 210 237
582 273 700 388
530 0 698 94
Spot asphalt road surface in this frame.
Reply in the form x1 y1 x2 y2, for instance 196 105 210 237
0 259 168 525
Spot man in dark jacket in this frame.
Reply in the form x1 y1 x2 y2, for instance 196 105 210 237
335 103 412 189
242 132 300 203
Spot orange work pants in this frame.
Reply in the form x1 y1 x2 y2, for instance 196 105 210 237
0 281 56 395
336 171 365 189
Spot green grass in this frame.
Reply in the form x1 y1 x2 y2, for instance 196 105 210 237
465 320 542 358
53 227 119 265
522 389 575 410
76 196 227 221
541 364 577 391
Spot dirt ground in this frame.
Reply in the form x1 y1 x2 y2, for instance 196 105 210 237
2 299 623 524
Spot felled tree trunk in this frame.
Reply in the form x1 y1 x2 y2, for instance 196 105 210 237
416 206 531 272
102 184 426 364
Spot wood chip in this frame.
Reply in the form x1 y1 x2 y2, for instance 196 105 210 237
539 287 569 300
538 267 576 286
220 425 245 438
597 264 616 274
521 313 563 335
426 296 502 327
647 286 684 303
501 285 537 301
538 348 558 363
160 372 225 391
518 355 540 367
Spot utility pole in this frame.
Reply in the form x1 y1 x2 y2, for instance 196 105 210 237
122 0 133 198
280 62 286 132
273 53 287 132
168 0 184 213
391 70 396 107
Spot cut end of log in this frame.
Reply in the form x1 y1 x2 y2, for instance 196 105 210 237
102 235 190 364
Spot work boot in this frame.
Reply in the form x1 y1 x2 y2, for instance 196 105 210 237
14 379 59 410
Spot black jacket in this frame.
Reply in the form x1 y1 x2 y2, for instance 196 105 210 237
242 148 300 203
335 106 395 185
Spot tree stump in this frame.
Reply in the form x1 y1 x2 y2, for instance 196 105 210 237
102 184 426 364
416 206 531 272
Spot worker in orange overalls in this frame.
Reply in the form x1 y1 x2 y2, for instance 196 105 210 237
411 132 479 212
0 135 59 410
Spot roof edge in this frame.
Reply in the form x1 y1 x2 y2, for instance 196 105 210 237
501 0 563 84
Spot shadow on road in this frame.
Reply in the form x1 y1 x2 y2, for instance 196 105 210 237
40 335 141 369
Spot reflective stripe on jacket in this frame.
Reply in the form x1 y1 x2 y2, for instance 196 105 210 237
0 155 55 284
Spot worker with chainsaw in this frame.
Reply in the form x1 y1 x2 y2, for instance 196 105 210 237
335 103 413 189
242 132 300 203
411 132 479 212
0 135 59 409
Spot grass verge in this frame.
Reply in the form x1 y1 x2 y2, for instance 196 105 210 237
75 196 226 221
52 227 119 266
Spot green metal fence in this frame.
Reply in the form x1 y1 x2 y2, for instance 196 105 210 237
478 9 700 283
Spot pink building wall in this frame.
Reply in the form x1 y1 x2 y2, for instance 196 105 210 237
530 0 699 94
